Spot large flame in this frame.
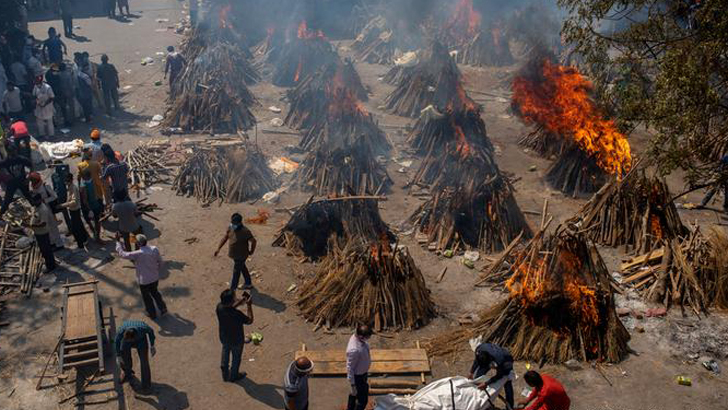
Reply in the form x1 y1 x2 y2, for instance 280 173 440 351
512 59 632 176
325 64 368 118
446 0 481 40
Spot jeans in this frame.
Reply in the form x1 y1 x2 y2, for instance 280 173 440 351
102 86 119 113
120 345 151 389
231 258 251 289
347 374 369 410
69 208 89 248
35 233 56 271
78 96 93 121
0 178 32 216
139 281 167 318
62 13 73 36
474 368 514 409
220 343 243 379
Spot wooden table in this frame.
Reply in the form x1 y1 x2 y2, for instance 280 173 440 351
295 343 431 376
59 281 106 373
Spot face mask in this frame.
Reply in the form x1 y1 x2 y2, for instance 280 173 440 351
230 223 241 231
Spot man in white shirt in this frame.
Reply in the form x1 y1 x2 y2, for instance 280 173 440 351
2 82 24 119
116 234 168 319
32 76 55 138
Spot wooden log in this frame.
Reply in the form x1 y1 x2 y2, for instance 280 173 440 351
369 387 418 395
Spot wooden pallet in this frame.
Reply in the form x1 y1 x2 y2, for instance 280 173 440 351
59 281 105 373
295 343 431 377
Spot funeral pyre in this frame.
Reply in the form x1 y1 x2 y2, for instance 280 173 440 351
384 41 468 118
440 0 513 67
351 15 422 65
406 105 532 253
297 239 436 331
164 42 259 133
511 56 633 196
270 21 339 87
572 168 687 254
173 142 278 205
273 197 392 261
432 225 631 364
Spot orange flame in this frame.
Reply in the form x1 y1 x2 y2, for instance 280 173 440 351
219 5 232 29
512 59 632 176
446 0 481 41
453 124 471 157
297 21 325 40
325 63 368 117
294 57 303 83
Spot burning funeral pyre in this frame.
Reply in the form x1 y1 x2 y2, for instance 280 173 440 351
163 42 259 133
406 102 532 253
285 59 368 131
441 0 513 67
573 168 687 253
432 225 631 364
384 41 468 118
173 143 278 205
512 56 633 196
271 21 339 87
351 15 422 65
297 239 436 331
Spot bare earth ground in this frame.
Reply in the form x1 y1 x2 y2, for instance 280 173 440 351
1 1 727 409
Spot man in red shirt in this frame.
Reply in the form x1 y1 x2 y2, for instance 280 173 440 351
518 371 571 410
8 119 29 138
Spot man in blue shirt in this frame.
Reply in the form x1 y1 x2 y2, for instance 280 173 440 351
115 320 156 390
468 342 515 409
42 28 66 65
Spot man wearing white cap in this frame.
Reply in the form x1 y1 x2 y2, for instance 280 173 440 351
284 357 314 410
116 233 167 319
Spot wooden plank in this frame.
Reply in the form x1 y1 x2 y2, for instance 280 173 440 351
295 349 427 363
64 339 98 350
62 280 100 288
309 360 430 375
63 349 98 361
65 291 97 340
621 266 659 284
62 357 99 369
620 248 665 271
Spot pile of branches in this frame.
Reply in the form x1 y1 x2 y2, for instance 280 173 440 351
546 145 607 197
408 174 532 253
164 43 258 133
351 15 397 65
284 59 368 131
452 28 514 67
271 36 339 87
294 137 392 196
126 141 178 191
273 197 393 260
573 169 687 253
297 240 436 330
432 225 630 364
518 125 564 158
620 227 728 314
0 210 45 297
173 144 278 205
384 42 471 118
180 24 251 62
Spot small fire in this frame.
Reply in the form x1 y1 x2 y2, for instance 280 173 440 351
370 234 393 261
294 57 303 83
219 5 232 29
649 215 663 239
512 59 632 176
453 123 471 157
297 21 325 40
446 0 481 40
326 64 367 117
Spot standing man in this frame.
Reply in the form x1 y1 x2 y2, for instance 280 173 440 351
115 320 156 391
57 62 76 126
0 146 33 218
117 0 130 17
76 69 93 122
517 371 571 410
214 213 256 290
112 190 139 251
102 148 129 200
283 357 314 410
97 54 119 115
2 82 24 120
346 325 372 410
25 194 57 273
105 0 116 18
32 75 55 139
59 172 88 249
469 342 515 410
216 289 254 382
58 0 74 38
116 234 167 319
163 46 185 94
42 27 66 65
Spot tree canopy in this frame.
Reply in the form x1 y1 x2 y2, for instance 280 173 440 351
559 0 728 184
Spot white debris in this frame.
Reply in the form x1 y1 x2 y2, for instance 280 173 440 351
269 118 284 127
268 157 299 175
268 106 282 113
463 251 480 262
152 114 164 121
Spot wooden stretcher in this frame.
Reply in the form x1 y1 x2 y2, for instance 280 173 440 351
59 280 106 374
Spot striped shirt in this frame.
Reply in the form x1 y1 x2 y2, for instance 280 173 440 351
346 334 371 382
102 161 129 194
115 320 155 354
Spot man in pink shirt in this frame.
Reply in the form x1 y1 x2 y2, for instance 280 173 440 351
346 325 372 410
116 233 168 319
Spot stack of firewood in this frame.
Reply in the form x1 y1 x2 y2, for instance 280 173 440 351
271 35 338 87
0 204 46 297
173 143 278 205
284 59 368 131
126 141 179 192
351 15 396 65
164 42 259 133
619 227 728 314
452 29 514 67
431 225 630 364
384 41 470 118
273 196 393 260
518 125 564 158
297 239 436 331
573 169 687 253
545 145 607 197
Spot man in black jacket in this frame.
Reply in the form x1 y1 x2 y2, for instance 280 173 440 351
0 146 33 218
216 289 254 382
469 342 515 409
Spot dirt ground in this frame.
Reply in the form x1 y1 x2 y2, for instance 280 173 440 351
1 1 727 409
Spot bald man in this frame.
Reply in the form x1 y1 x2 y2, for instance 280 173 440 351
283 357 314 410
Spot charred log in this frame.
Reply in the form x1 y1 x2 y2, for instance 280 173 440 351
546 145 607 197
